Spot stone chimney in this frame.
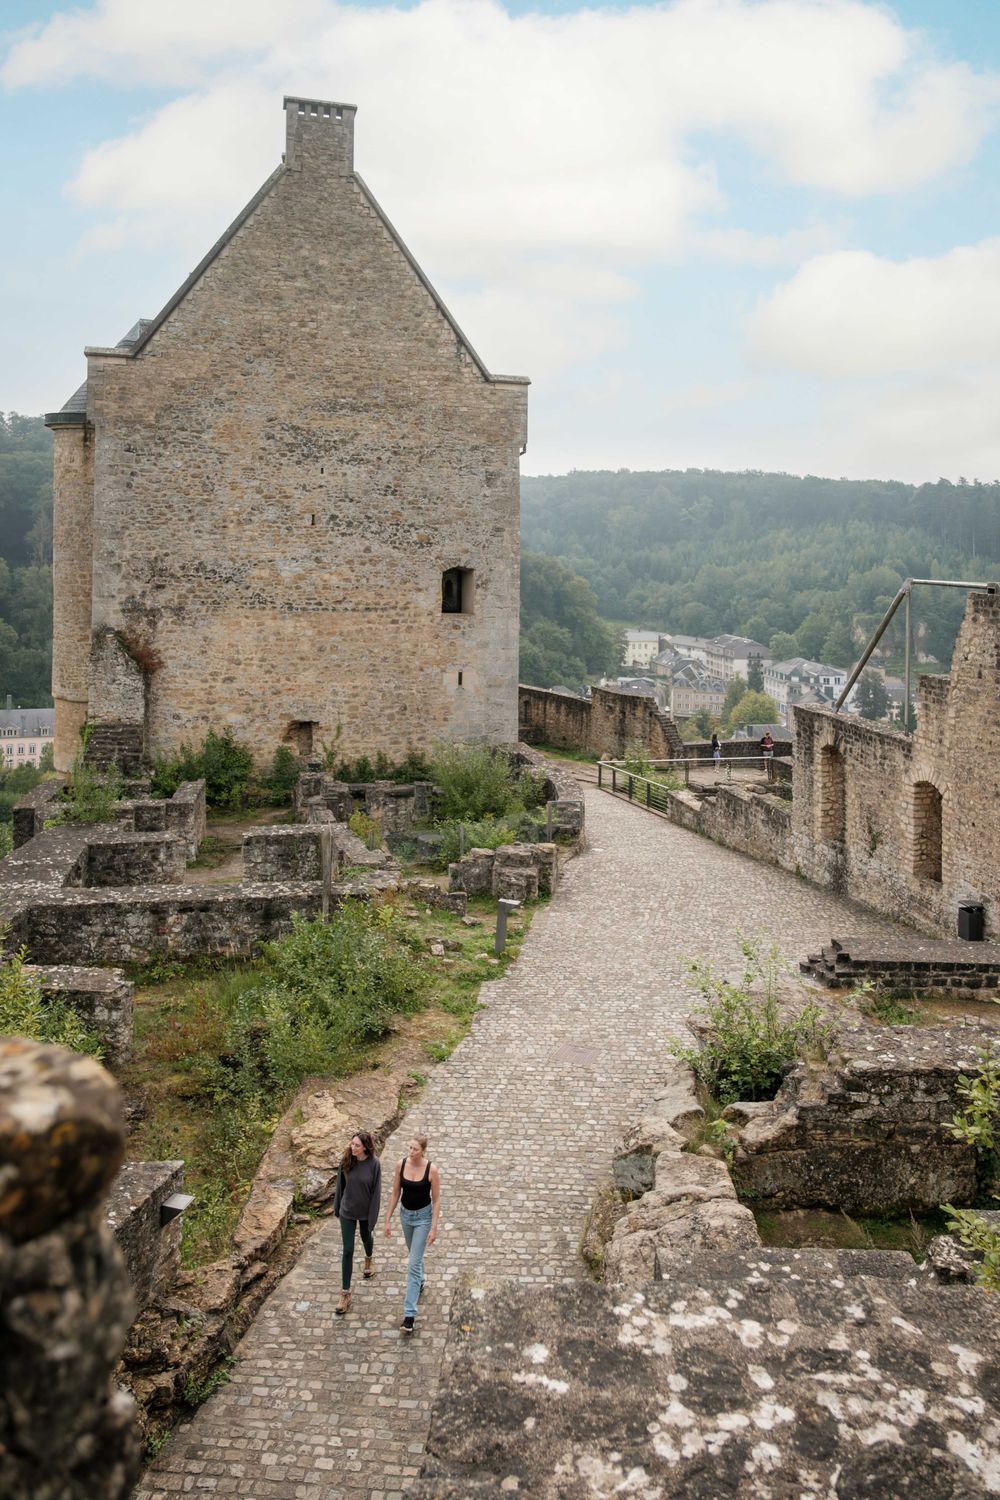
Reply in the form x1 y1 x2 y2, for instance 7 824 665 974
283 96 356 175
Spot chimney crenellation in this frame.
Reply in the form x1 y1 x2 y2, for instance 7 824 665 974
283 95 357 175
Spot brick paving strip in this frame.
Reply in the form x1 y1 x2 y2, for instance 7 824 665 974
138 787 906 1499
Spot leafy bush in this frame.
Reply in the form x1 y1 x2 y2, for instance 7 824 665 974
431 815 541 870
939 1048 1000 1292
348 809 381 847
152 728 254 807
671 938 830 1105
333 749 430 784
428 743 544 822
262 747 301 805
60 756 125 825
0 946 104 1059
206 906 426 1105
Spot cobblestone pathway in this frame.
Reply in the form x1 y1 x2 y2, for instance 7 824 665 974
139 788 905 1499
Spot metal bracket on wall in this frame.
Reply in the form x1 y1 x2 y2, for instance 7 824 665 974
833 578 999 732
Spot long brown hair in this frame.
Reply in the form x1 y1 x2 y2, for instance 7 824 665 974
341 1129 376 1173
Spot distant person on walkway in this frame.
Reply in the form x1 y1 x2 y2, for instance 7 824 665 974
333 1130 381 1316
760 731 775 778
711 733 721 771
384 1132 441 1335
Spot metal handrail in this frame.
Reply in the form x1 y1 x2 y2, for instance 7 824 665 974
598 755 775 795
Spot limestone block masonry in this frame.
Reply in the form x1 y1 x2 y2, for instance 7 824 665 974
46 96 528 772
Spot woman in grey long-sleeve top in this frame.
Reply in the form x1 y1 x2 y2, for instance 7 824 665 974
333 1130 381 1316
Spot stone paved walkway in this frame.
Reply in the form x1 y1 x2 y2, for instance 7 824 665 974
139 787 905 1499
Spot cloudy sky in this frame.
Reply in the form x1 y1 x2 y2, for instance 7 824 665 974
2 0 999 480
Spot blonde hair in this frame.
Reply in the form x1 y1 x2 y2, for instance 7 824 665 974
409 1131 429 1151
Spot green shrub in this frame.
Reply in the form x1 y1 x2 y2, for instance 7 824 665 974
151 728 254 807
0 947 104 1059
333 750 431 784
348 809 382 847
427 743 543 822
671 938 830 1105
207 906 426 1105
0 824 11 861
60 756 125 825
262 747 301 805
431 815 531 870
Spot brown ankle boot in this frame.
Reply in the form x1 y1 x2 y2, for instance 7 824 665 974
335 1290 352 1316
363 1256 374 1280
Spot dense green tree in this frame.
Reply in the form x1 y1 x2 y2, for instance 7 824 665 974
721 678 746 724
726 691 779 733
855 670 890 722
747 659 764 692
0 414 53 705
769 632 799 660
519 552 619 689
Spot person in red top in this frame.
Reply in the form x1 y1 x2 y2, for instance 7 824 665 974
384 1131 441 1334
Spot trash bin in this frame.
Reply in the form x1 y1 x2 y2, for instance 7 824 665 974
958 903 985 942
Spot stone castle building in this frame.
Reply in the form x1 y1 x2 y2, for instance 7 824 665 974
45 97 528 772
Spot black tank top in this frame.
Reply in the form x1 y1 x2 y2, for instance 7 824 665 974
400 1159 432 1209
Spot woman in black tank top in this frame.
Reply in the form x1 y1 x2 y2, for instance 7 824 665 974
384 1131 441 1334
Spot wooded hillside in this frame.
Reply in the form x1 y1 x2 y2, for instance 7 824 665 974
522 469 1000 671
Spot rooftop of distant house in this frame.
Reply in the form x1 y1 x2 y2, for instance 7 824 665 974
767 656 846 678
708 634 769 656
0 707 54 736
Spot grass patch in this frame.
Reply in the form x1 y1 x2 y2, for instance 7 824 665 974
529 743 599 765
859 992 923 1026
753 1206 950 1262
123 893 532 1265
188 835 230 870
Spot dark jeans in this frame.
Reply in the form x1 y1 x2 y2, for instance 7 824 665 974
340 1216 373 1290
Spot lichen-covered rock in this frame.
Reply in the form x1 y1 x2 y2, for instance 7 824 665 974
414 1272 1000 1498
0 1037 125 1241
0 1038 139 1500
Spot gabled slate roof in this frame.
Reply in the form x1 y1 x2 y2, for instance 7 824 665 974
45 318 154 426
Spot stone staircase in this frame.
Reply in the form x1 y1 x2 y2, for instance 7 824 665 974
802 934 1000 994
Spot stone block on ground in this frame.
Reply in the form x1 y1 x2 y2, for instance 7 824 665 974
413 1276 1000 1498
492 865 539 902
448 848 495 897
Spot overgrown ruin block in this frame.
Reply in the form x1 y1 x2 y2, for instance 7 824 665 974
106 1160 186 1312
734 1023 986 1213
448 847 495 897
25 964 135 1066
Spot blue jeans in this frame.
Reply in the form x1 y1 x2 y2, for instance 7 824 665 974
400 1205 432 1318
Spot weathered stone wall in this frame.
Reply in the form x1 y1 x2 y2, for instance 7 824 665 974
6 882 358 965
55 99 527 771
11 778 63 849
106 1160 186 1313
50 424 94 771
664 784 793 869
85 829 188 886
792 589 1000 937
517 684 683 761
517 684 592 751
25 964 135 1066
0 1038 140 1500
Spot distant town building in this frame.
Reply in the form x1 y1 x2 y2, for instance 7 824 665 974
704 635 770 684
622 631 667 668
764 658 848 725
669 660 726 720
0 706 54 768
662 633 712 665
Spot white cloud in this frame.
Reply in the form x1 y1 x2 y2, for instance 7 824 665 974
692 220 851 268
2 0 326 88
747 241 1000 378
